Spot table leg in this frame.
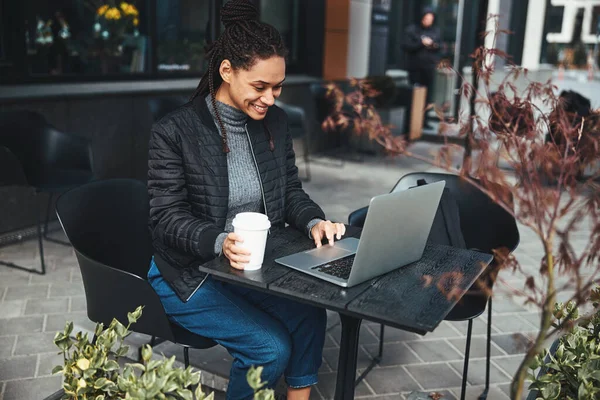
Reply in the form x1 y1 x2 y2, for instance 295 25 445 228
334 314 362 400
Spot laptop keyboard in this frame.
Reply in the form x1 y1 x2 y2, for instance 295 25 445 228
313 256 355 280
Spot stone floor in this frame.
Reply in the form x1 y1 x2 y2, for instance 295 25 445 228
0 141 593 400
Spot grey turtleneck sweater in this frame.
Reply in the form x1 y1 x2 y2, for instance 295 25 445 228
207 96 321 255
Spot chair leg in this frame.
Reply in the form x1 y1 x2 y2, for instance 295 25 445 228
42 193 71 246
0 201 47 275
184 347 190 368
479 298 492 400
460 319 473 400
355 324 385 386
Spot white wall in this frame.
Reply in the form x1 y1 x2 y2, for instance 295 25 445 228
346 0 373 78
521 0 547 69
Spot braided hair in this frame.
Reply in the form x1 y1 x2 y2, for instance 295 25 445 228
191 0 288 153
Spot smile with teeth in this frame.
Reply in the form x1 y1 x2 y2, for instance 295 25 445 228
252 103 267 112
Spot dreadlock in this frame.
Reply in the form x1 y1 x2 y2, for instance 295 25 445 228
191 0 288 153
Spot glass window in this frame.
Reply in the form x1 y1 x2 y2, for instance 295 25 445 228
24 0 149 76
156 0 210 74
259 0 301 66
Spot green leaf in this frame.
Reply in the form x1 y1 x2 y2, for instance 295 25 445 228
104 360 120 372
246 366 266 391
578 382 587 400
95 396 105 400
141 345 153 363
64 321 74 337
541 382 561 400
115 345 130 358
51 365 64 375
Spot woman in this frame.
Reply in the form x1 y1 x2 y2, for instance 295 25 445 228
146 1 345 399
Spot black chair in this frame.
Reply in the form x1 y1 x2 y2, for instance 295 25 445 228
275 100 311 181
0 110 94 275
55 178 217 367
348 172 520 400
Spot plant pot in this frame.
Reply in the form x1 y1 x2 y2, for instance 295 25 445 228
43 389 64 400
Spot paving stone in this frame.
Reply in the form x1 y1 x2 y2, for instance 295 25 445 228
491 296 528 314
24 298 68 315
0 273 30 288
0 355 37 381
491 314 539 334
316 371 373 398
0 315 43 336
363 342 422 366
323 345 375 371
45 312 89 333
405 340 463 362
492 355 528 378
4 284 49 300
3 375 62 400
449 359 511 385
29 266 72 284
492 333 532 355
323 332 338 348
0 300 25 319
447 336 505 359
69 296 87 312
448 318 493 336
49 282 85 297
455 385 512 399
363 366 421 394
13 332 58 356
418 321 462 339
37 352 64 377
406 390 456 400
405 364 462 391
0 336 16 357
497 383 529 399
328 324 379 346
365 323 420 342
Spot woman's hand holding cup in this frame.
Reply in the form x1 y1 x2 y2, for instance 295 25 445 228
223 232 252 270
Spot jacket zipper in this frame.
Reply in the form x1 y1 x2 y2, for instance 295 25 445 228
244 123 269 220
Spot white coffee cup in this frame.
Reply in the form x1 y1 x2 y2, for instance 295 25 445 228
232 212 271 271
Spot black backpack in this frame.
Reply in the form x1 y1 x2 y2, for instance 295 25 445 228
414 179 467 249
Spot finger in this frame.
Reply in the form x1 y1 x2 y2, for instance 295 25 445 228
336 224 344 239
228 233 244 243
325 223 335 245
230 244 252 256
312 225 323 248
229 253 251 263
230 261 245 270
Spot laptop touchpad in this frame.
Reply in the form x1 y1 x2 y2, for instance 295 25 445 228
307 245 353 260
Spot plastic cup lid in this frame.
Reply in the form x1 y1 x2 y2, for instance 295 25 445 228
232 213 271 230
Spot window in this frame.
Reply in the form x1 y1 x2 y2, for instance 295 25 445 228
24 0 149 76
259 0 301 67
156 0 210 74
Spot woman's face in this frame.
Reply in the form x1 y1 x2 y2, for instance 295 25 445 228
219 56 286 120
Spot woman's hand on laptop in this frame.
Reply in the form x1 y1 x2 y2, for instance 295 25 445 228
223 233 252 270
311 221 346 248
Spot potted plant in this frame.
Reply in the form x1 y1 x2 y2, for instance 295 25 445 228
527 288 600 399
322 21 600 399
46 306 274 400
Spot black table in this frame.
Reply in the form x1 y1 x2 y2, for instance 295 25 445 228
198 226 492 400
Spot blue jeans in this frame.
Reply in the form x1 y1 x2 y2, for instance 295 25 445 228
148 259 326 400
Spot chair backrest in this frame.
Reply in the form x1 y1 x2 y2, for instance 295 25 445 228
148 97 188 122
392 172 520 254
55 179 175 340
0 110 93 186
275 101 307 139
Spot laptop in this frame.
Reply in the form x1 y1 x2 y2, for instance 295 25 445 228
275 181 446 287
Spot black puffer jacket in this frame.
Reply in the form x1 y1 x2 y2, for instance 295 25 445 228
147 96 325 302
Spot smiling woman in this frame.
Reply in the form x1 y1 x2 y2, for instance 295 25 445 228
146 1 345 399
